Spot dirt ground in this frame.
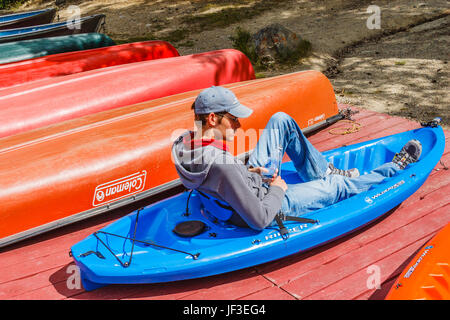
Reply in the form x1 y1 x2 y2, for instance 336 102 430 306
15 0 450 129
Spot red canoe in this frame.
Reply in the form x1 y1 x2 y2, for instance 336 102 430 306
0 70 340 247
0 40 180 89
0 48 255 138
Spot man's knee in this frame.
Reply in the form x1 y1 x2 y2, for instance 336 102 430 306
268 112 294 126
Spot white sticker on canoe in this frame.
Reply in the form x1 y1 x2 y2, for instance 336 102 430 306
404 245 433 279
93 171 147 207
307 113 325 126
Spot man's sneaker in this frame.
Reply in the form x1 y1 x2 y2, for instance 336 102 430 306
326 163 360 178
392 139 422 169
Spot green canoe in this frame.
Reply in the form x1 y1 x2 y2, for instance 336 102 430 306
0 32 115 64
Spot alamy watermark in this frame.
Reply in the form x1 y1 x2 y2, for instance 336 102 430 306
366 5 381 30
66 264 82 290
66 5 81 30
366 264 381 290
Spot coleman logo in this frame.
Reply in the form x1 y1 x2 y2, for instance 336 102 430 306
93 171 147 207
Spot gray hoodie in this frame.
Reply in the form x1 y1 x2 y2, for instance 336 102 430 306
172 131 285 230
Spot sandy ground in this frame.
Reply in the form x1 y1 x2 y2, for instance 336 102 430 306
14 0 450 128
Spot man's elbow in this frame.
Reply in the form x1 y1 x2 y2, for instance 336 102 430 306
248 218 271 231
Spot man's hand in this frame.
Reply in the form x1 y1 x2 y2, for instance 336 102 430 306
249 167 287 191
270 171 288 192
248 166 269 175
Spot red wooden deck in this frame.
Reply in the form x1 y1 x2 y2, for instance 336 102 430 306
1 106 449 300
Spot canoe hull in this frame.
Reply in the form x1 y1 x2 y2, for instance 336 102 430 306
70 126 445 290
0 8 56 30
0 33 115 65
385 222 450 300
0 71 337 247
0 40 179 88
0 49 253 138
0 14 105 43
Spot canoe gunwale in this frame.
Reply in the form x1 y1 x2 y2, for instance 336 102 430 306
0 8 55 27
0 14 105 43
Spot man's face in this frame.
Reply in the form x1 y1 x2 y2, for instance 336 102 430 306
213 113 241 142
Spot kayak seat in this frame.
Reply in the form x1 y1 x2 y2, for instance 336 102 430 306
194 189 318 236
195 189 235 222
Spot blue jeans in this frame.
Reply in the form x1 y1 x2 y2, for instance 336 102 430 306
247 112 401 217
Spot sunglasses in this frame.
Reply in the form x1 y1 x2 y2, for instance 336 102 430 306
216 113 239 123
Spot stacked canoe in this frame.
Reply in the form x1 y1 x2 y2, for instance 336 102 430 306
0 48 255 137
0 8 56 30
0 39 180 87
0 9 105 43
0 7 112 65
0 33 116 65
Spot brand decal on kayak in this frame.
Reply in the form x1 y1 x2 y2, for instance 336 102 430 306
365 180 405 203
265 224 308 241
404 245 433 279
93 171 147 207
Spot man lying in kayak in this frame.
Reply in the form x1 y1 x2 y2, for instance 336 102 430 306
172 86 422 231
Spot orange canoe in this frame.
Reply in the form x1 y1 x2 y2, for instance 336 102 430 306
0 40 179 89
0 70 340 247
386 223 450 300
0 48 254 138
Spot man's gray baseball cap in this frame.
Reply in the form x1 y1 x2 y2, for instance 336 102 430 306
194 86 253 118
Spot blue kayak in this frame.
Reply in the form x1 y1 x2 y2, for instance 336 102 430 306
0 14 105 43
71 124 445 291
0 8 56 30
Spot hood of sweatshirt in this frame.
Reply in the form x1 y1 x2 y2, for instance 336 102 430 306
171 131 232 190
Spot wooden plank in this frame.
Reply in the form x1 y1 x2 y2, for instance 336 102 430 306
0 250 70 284
238 285 296 300
316 117 418 152
69 268 273 300
2 264 84 300
11 263 198 300
178 269 274 300
306 233 436 300
350 180 450 248
0 266 62 300
309 107 417 146
356 238 432 300
279 204 449 299
308 109 392 146
0 214 120 270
